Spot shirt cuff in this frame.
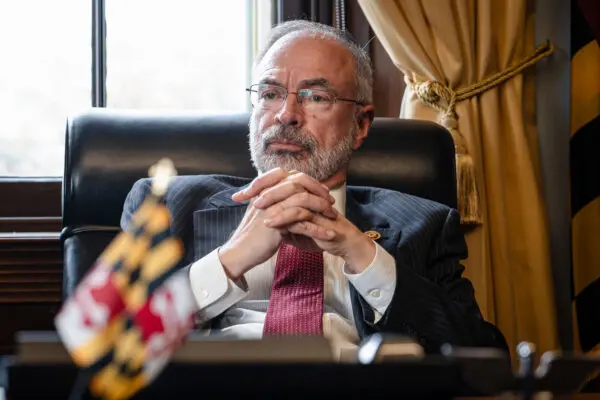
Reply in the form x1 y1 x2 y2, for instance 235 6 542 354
343 241 396 317
189 247 249 323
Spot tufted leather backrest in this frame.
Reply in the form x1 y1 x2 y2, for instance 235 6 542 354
61 108 456 296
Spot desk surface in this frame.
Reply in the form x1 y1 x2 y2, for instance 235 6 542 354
5 361 467 399
2 362 599 400
2 338 599 400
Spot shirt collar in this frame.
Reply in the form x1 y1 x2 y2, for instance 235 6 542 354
330 182 347 217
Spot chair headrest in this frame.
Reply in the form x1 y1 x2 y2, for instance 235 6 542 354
63 108 456 228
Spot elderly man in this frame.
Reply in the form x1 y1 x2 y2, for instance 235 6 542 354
121 20 507 356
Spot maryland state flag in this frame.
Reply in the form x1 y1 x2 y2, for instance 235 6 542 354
55 159 198 400
571 0 600 357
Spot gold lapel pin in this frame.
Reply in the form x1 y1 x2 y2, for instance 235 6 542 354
364 230 381 241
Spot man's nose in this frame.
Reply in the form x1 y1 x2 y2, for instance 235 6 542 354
275 94 303 126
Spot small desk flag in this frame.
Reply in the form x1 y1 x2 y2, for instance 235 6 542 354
55 159 198 400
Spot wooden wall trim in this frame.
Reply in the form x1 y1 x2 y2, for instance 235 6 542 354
0 235 62 304
0 235 62 354
0 179 61 218
0 217 62 233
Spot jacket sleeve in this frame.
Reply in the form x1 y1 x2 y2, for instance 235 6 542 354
360 209 508 354
120 178 152 231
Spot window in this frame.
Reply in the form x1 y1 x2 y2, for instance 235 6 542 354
105 0 253 112
0 0 267 178
0 1 91 177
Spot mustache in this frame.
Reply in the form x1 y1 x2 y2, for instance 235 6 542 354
261 125 316 152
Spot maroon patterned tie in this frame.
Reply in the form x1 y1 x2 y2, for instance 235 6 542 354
263 243 324 335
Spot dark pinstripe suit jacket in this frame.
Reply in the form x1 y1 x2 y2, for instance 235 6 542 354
121 174 508 354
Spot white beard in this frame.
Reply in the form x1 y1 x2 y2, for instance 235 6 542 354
248 117 355 181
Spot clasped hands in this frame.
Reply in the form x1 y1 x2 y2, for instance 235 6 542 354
218 168 375 280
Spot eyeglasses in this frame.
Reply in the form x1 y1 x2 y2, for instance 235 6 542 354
246 83 363 113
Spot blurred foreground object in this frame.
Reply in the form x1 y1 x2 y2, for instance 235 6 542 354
55 158 198 400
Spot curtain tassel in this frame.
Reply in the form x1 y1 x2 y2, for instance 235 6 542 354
455 147 481 225
440 108 481 225
409 79 482 224
405 41 555 225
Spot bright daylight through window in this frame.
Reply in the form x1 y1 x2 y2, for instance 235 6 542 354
0 0 257 177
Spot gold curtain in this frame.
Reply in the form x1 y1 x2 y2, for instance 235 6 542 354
357 0 559 357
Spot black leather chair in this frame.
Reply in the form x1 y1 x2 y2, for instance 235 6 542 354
61 108 456 298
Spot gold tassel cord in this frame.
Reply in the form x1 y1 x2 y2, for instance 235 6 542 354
406 41 555 225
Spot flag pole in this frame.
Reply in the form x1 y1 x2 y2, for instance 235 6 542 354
148 158 177 198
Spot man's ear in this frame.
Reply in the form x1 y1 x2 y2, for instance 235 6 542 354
353 105 375 150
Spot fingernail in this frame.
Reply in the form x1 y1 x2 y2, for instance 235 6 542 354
329 195 335 203
322 184 329 191
326 230 335 239
254 198 264 208
263 218 272 226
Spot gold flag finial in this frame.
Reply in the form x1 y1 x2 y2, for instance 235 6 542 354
148 158 177 197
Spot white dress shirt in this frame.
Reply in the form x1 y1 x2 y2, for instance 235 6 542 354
188 184 397 359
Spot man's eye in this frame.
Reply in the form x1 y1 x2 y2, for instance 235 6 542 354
309 93 332 103
261 91 279 100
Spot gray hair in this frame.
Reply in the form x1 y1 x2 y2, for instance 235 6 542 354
253 20 374 106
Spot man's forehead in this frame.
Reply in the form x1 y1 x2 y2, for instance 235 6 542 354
254 34 354 87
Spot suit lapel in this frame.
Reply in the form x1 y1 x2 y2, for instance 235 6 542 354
345 189 400 255
193 185 249 260
345 188 401 338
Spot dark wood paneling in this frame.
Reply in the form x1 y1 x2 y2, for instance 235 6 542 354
276 0 333 24
0 179 61 218
0 303 61 355
346 0 405 118
346 0 371 49
0 235 62 354
0 235 62 303
0 217 62 233
372 37 405 118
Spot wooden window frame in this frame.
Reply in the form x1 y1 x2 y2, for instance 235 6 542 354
0 0 104 226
